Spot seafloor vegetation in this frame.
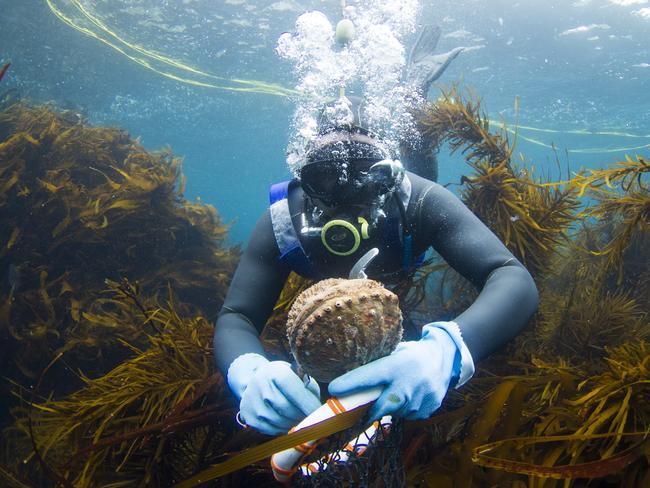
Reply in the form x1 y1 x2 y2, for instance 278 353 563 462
0 92 648 487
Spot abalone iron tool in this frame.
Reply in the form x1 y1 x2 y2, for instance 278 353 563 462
349 247 379 279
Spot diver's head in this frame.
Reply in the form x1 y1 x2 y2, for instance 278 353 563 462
300 97 404 207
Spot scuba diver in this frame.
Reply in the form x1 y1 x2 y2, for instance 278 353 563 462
213 28 539 436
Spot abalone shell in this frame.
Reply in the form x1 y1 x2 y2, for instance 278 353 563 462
286 278 403 383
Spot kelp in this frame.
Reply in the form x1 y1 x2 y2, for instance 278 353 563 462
403 343 650 487
533 280 649 366
397 90 650 487
0 101 237 403
0 101 241 484
415 89 580 280
574 156 649 285
2 91 649 487
5 281 249 487
467 341 650 486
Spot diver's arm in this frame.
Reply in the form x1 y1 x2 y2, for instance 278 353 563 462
417 182 539 363
327 179 535 420
213 210 290 377
214 211 322 435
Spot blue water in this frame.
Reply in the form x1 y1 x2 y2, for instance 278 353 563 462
2 0 649 243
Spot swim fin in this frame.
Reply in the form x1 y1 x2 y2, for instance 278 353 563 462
409 25 441 65
406 25 464 96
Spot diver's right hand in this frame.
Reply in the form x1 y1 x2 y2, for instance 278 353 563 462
227 353 321 435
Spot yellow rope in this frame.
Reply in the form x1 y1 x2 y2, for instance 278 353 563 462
45 0 295 97
490 120 650 139
45 1 650 154
497 124 650 154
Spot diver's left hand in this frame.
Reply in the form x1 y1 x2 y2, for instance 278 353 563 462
328 323 462 422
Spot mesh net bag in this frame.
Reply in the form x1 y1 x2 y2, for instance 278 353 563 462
290 417 405 488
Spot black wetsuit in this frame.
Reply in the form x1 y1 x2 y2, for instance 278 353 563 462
214 172 539 376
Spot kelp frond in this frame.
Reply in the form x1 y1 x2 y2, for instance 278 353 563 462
415 88 580 278
547 341 650 461
462 158 580 278
584 193 649 284
569 155 650 196
416 87 511 165
568 155 650 284
0 101 237 379
11 285 224 487
535 286 649 367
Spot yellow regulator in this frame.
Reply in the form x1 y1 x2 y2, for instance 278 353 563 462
321 217 370 256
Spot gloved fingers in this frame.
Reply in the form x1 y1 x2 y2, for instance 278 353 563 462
305 376 321 399
240 393 297 434
263 383 308 422
328 357 394 397
240 380 300 433
240 411 293 435
272 370 322 416
366 388 406 423
401 390 443 420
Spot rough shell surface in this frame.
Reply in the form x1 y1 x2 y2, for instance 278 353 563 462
286 278 403 383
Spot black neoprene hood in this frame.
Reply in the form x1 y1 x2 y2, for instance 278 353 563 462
304 131 388 166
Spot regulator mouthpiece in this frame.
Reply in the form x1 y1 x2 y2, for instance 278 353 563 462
369 159 405 193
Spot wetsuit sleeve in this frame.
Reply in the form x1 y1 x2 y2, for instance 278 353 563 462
213 210 291 376
416 183 539 362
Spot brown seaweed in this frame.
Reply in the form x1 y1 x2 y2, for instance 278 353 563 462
2 91 649 487
6 280 241 487
0 101 237 383
415 88 580 280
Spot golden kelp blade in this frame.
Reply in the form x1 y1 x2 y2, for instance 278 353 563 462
174 403 370 487
472 432 649 479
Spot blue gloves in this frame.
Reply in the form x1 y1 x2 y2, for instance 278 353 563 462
227 353 321 435
328 322 475 422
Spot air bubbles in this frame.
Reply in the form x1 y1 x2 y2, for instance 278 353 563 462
277 1 422 176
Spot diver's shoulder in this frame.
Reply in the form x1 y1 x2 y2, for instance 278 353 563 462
406 170 436 186
406 171 443 199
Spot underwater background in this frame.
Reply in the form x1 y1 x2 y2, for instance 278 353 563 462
2 0 649 243
0 1 649 487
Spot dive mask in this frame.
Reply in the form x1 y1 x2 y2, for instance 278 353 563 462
300 158 405 206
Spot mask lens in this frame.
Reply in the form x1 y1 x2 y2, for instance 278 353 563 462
300 161 341 201
301 159 398 205
367 162 396 192
349 160 397 197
